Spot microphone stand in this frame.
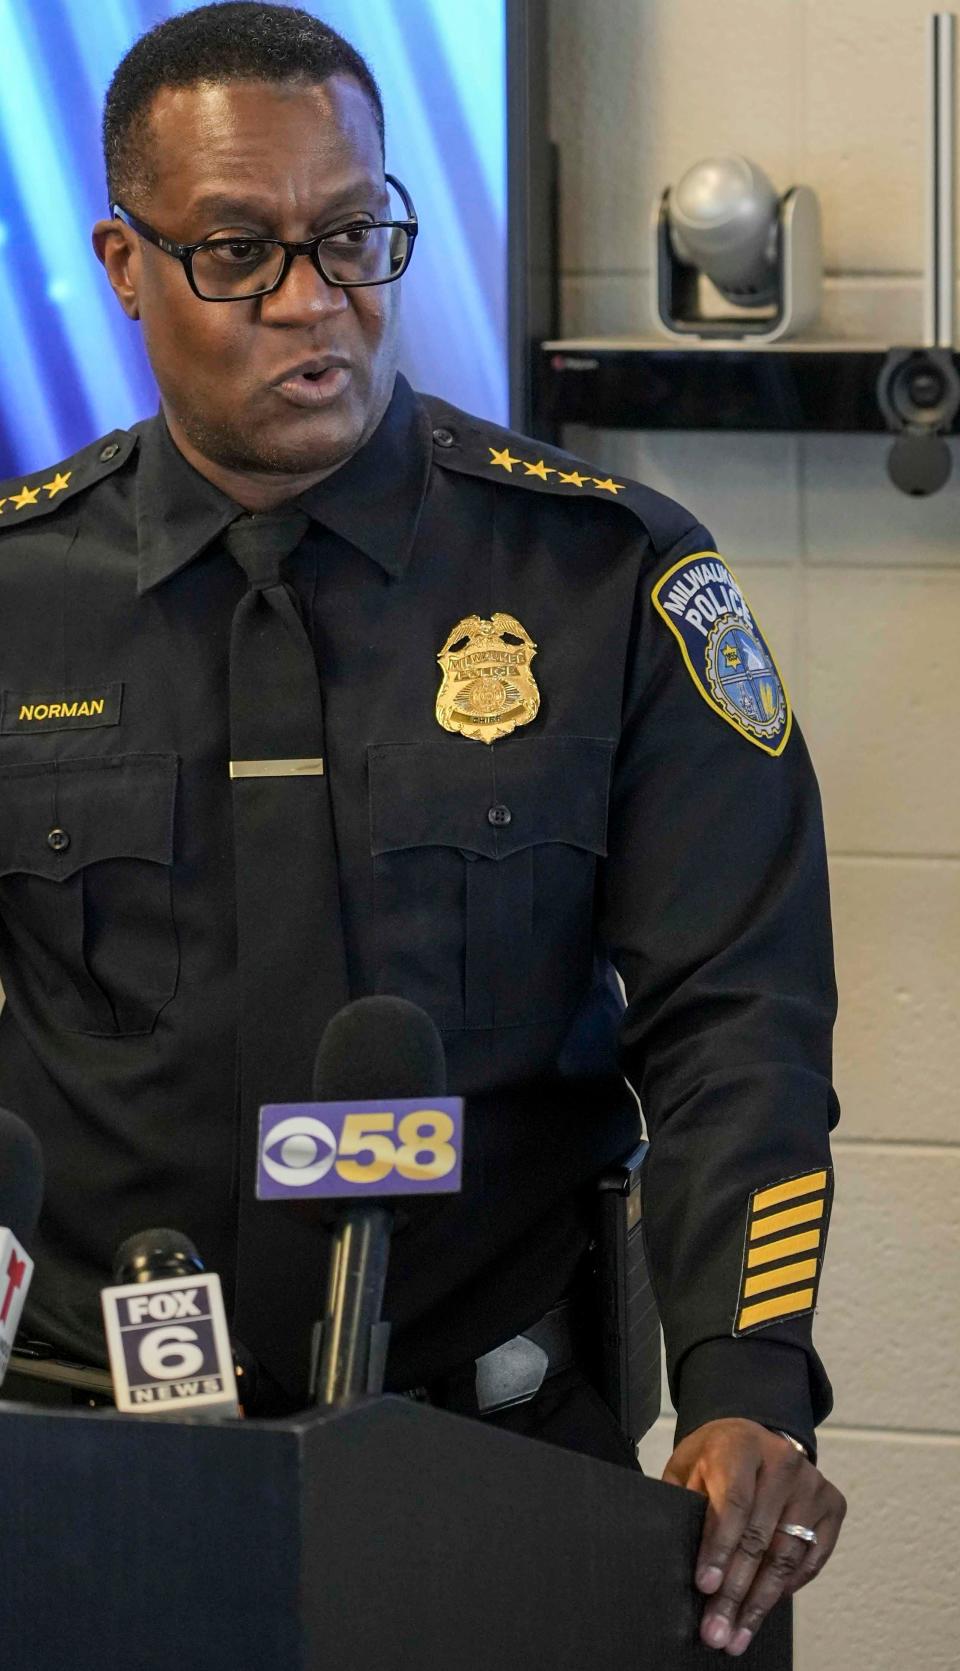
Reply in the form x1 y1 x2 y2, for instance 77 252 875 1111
311 1206 393 1405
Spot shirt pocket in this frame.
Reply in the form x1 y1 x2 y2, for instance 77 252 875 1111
0 753 179 1037
368 737 613 1030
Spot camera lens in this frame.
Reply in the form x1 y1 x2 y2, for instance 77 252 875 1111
906 368 945 409
878 348 960 442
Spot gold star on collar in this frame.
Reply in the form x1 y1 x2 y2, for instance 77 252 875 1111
9 483 41 510
523 458 555 481
593 476 625 495
43 470 71 499
489 445 521 474
557 469 590 487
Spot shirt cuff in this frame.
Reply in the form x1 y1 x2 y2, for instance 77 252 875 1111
673 1337 818 1462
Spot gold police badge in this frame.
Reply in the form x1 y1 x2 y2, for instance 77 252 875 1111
436 613 540 743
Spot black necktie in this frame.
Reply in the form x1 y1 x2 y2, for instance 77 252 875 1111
224 509 350 1403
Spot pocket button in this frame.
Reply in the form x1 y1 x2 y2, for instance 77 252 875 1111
47 827 70 853
487 804 512 827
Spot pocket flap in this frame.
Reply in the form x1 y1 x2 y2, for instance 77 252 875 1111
0 754 178 879
369 737 613 859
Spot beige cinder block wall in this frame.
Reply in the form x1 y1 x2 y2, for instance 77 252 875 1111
549 3 960 1668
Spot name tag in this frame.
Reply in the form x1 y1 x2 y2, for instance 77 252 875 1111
1 682 123 734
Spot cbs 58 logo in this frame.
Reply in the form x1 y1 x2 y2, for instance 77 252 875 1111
258 1100 462 1196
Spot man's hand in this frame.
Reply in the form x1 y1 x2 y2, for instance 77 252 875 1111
662 1417 846 1656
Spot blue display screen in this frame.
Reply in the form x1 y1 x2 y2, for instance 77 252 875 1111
0 0 509 477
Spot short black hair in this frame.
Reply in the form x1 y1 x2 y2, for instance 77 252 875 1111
102 1 385 213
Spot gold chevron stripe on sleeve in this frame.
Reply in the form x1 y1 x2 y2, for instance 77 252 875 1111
738 1288 815 1332
747 1228 821 1268
753 1171 827 1214
749 1198 824 1240
742 1258 819 1299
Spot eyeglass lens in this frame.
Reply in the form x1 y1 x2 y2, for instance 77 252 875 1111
190 224 410 298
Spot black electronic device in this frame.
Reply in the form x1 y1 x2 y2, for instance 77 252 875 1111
596 1139 662 1445
877 346 960 494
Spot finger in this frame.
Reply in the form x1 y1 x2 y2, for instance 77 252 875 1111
694 1455 761 1598
726 1492 846 1656
780 1490 847 1598
720 1528 813 1655
711 1445 807 1607
698 1448 807 1649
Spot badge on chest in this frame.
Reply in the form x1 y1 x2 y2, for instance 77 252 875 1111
436 613 540 744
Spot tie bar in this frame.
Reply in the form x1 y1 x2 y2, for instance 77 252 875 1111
229 758 325 779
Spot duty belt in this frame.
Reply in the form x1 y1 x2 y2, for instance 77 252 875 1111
408 1299 576 1418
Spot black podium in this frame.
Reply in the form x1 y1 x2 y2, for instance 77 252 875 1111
0 1395 791 1669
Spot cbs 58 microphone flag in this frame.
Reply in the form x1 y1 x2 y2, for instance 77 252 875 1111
101 1229 238 1420
0 1107 43 1389
256 1097 463 1201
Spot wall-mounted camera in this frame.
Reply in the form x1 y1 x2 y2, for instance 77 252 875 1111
651 155 822 343
877 348 959 496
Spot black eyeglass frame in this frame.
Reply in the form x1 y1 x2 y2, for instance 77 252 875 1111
110 173 418 300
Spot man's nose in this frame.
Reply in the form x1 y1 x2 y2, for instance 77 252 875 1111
259 249 350 324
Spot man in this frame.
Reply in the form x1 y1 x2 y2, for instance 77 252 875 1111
0 2 844 1654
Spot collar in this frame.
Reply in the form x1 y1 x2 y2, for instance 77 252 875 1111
135 373 433 594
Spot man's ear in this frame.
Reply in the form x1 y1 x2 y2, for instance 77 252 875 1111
92 219 141 320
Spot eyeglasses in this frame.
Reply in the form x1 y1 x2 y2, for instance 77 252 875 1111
111 174 418 301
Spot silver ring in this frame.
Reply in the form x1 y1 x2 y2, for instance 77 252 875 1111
777 1522 818 1545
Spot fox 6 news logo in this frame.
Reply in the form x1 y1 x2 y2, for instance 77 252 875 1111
113 1279 224 1404
257 1098 463 1200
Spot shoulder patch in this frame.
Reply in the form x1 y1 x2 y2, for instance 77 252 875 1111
652 552 792 756
0 430 136 531
734 1167 833 1335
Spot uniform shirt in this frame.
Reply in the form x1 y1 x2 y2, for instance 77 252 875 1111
0 374 838 1449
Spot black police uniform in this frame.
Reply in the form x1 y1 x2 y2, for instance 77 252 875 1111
0 374 837 1456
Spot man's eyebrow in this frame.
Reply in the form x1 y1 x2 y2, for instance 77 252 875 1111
187 184 386 226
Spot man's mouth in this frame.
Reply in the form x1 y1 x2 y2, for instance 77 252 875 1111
273 364 353 408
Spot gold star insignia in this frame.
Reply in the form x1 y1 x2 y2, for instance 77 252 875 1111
722 644 742 668
42 470 71 499
557 469 590 487
522 458 556 481
0 500 6 515
9 483 41 510
593 477 625 495
489 446 521 474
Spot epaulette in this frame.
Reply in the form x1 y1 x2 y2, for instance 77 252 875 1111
420 393 700 555
0 428 138 532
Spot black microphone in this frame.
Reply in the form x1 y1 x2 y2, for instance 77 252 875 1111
101 1228 239 1419
0 1108 43 1388
311 997 447 1406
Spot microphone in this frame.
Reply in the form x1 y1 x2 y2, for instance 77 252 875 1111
312 995 447 1102
255 996 462 1406
100 1228 239 1420
0 1108 43 1389
313 998 447 1405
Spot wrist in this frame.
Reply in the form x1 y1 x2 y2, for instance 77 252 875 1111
768 1425 812 1461
673 1337 818 1461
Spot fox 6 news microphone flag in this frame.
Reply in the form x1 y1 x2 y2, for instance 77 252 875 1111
0 1108 43 1389
101 1229 239 1420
